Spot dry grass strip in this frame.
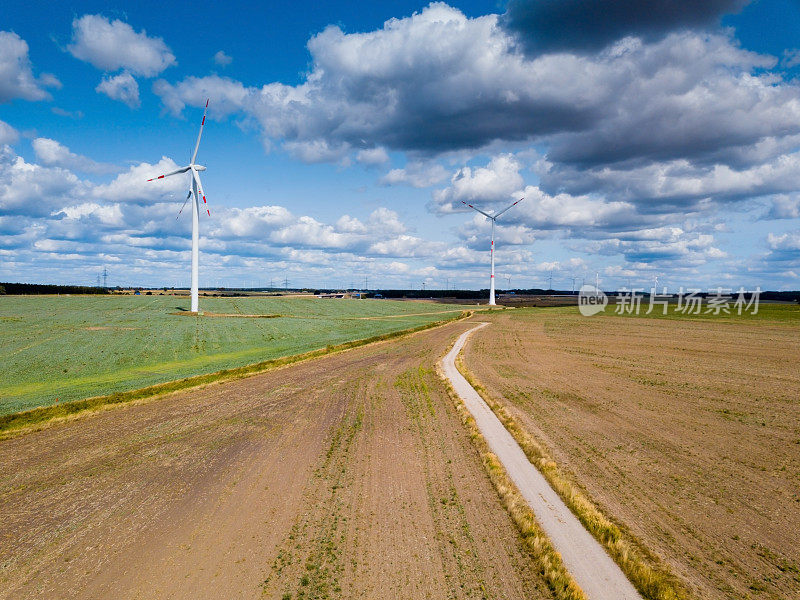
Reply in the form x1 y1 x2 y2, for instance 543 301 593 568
436 354 587 600
454 353 692 600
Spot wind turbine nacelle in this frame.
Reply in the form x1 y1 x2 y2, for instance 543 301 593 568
193 164 207 171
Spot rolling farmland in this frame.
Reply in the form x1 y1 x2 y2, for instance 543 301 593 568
0 318 551 600
0 295 472 416
462 305 800 600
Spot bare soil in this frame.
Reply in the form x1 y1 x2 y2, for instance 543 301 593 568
463 309 800 600
0 320 550 600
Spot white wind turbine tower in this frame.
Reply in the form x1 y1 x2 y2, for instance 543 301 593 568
462 198 524 306
147 99 211 313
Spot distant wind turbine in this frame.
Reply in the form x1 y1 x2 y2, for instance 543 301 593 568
147 99 211 313
462 198 524 306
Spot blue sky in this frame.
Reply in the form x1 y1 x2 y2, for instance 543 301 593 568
1 0 800 291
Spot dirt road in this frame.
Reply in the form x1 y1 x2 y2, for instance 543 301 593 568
441 323 642 600
0 320 551 599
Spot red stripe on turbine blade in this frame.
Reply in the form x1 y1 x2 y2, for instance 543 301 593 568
205 99 209 107
201 116 205 125
202 196 207 203
207 209 211 216
146 178 154 181
158 175 165 179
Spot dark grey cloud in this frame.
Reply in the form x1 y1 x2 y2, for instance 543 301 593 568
502 0 749 55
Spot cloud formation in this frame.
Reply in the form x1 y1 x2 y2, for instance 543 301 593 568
213 51 232 66
3 4 798 290
151 4 800 186
32 138 119 175
432 154 524 212
0 31 60 103
0 119 18 145
96 71 140 107
68 15 176 77
502 0 748 54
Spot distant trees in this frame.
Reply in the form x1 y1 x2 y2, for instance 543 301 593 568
0 282 111 295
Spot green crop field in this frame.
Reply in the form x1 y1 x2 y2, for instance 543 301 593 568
0 295 473 417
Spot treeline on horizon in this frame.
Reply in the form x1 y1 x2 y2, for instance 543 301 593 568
2 283 799 303
0 282 112 295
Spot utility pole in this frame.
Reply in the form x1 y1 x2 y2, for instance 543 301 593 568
102 266 108 288
364 275 368 290
548 270 553 291
571 276 577 294
283 276 288 290
595 272 600 291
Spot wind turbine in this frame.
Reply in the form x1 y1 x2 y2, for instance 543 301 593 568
462 198 524 306
147 99 211 313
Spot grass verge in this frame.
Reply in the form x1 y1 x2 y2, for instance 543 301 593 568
454 349 691 600
436 346 587 600
0 310 472 440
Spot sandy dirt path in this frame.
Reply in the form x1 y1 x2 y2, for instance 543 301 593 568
0 320 550 600
441 323 642 600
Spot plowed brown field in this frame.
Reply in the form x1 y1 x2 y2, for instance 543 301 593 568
0 320 552 600
463 308 800 600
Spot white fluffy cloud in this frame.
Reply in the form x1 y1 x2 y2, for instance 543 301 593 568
32 138 118 174
586 231 727 265
0 31 60 103
356 147 389 165
768 195 800 219
152 74 248 118
432 154 524 212
0 119 18 145
0 146 84 217
91 157 186 203
381 160 449 188
68 15 176 77
767 231 800 252
213 51 232 67
96 71 140 108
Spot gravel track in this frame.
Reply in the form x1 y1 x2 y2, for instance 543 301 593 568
440 322 642 600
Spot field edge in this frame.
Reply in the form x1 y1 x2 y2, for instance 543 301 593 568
0 309 474 440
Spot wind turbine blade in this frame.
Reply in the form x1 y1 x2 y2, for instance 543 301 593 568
191 168 211 216
494 197 524 220
176 190 191 220
461 200 493 219
147 166 190 181
190 99 209 165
